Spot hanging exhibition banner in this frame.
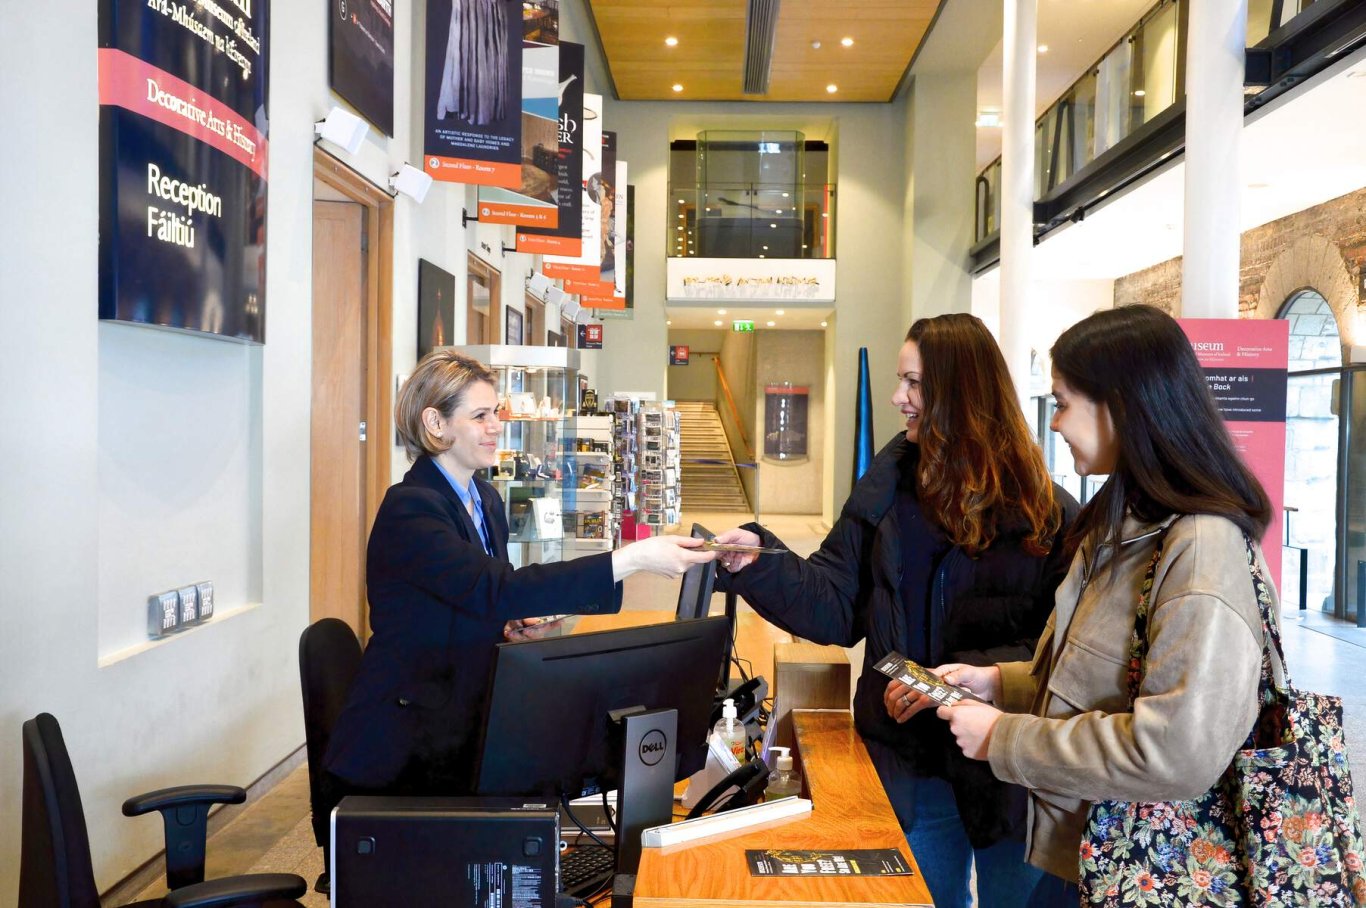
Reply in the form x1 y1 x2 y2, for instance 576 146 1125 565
600 183 635 320
575 133 626 311
98 0 270 344
515 41 583 255
330 0 394 135
424 0 522 188
1179 318 1289 587
476 1 559 226
543 92 602 281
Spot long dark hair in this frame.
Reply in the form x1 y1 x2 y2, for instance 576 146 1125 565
909 314 1059 556
1051 305 1270 552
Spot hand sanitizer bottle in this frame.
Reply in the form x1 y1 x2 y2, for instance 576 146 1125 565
713 698 747 761
766 746 801 799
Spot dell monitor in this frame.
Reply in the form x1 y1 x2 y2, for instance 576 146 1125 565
474 616 729 800
675 523 718 621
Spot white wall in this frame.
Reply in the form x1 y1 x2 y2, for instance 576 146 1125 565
0 0 479 895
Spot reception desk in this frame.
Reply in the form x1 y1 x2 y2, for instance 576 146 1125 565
632 709 931 907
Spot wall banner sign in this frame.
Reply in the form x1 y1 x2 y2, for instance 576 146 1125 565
475 1 559 227
1179 318 1289 588
424 0 523 188
666 258 836 302
577 323 603 349
330 0 394 135
515 40 583 255
99 0 270 344
669 345 690 366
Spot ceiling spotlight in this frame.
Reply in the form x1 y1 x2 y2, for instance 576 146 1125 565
826 83 838 94
762 245 769 250
770 223 777 228
781 192 789 198
775 310 785 316
767 321 776 327
820 321 828 328
717 309 727 315
677 198 684 204
672 83 684 92
666 320 672 325
713 320 723 326
841 37 854 47
1037 44 1049 53
811 40 822 49
665 36 678 47
1133 89 1146 97
775 209 783 214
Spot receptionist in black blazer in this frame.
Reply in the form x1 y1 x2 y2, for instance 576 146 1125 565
324 350 714 795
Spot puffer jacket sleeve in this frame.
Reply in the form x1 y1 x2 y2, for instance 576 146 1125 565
715 508 874 648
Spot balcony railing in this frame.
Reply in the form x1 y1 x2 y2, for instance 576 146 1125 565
667 183 837 259
972 0 1358 248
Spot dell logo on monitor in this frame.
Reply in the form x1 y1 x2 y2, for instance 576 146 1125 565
638 730 668 766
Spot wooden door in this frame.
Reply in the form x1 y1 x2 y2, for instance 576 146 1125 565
311 200 368 635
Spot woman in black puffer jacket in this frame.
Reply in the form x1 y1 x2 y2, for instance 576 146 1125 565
715 314 1078 908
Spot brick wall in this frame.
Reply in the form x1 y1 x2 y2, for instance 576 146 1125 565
1113 185 1366 343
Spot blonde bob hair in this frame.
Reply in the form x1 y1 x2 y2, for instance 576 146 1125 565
395 350 497 461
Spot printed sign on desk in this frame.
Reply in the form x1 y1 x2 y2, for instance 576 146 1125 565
1179 318 1289 588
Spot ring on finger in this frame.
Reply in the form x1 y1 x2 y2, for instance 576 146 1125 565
900 694 910 708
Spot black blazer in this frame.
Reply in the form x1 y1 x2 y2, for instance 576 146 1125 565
324 454 622 792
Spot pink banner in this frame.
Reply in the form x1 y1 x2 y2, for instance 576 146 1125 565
98 49 268 180
1179 318 1289 589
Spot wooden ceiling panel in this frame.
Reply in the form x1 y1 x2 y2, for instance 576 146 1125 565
587 0 943 102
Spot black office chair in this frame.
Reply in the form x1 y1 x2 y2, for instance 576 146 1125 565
298 617 364 894
20 712 306 908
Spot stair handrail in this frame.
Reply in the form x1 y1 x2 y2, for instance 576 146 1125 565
711 356 753 460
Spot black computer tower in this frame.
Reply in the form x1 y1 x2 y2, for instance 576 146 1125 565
331 796 559 907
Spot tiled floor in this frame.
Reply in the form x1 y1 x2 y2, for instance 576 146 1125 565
128 511 1366 903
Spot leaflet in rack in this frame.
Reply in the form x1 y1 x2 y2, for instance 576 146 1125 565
872 651 986 706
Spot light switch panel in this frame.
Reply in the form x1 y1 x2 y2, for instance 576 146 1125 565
177 585 199 627
195 581 214 621
148 591 179 638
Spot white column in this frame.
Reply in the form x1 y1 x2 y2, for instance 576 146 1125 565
1000 0 1037 413
907 72 978 321
1182 0 1246 318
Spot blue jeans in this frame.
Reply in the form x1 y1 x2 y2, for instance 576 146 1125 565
1027 874 1081 907
867 742 1049 908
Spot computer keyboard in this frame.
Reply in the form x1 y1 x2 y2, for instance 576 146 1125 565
559 844 615 898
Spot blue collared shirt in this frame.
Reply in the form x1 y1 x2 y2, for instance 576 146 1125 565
432 460 494 557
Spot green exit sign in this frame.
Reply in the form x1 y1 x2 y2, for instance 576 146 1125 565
732 320 755 332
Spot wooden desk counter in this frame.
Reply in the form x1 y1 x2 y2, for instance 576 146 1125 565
632 710 932 908
571 609 791 685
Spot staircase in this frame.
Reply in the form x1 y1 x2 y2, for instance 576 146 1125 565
676 401 751 513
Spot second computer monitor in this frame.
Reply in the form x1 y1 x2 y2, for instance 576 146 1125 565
675 523 717 621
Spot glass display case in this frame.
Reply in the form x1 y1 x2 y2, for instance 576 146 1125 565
449 344 612 567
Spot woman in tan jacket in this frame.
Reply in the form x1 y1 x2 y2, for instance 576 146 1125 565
934 305 1274 905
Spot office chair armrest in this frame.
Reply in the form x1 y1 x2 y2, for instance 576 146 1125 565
159 872 307 907
122 784 246 816
122 786 247 890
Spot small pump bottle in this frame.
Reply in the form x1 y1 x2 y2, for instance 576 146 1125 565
713 698 747 761
766 746 802 799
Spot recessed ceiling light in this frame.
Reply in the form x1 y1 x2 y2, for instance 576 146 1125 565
1133 89 1146 97
841 37 854 47
672 83 684 92
770 223 777 228
759 254 765 258
775 310 785 316
677 198 684 204
767 320 776 327
826 83 838 94
666 320 672 325
811 40 822 49
762 245 769 250
717 309 727 315
665 36 678 47
820 321 828 328
821 212 828 218
677 213 685 219
713 320 723 327
1037 44 1049 53
781 192 789 198
775 209 783 214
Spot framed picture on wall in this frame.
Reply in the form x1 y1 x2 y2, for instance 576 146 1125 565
505 307 524 345
417 259 456 361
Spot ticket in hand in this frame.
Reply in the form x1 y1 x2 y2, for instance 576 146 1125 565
872 651 986 705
